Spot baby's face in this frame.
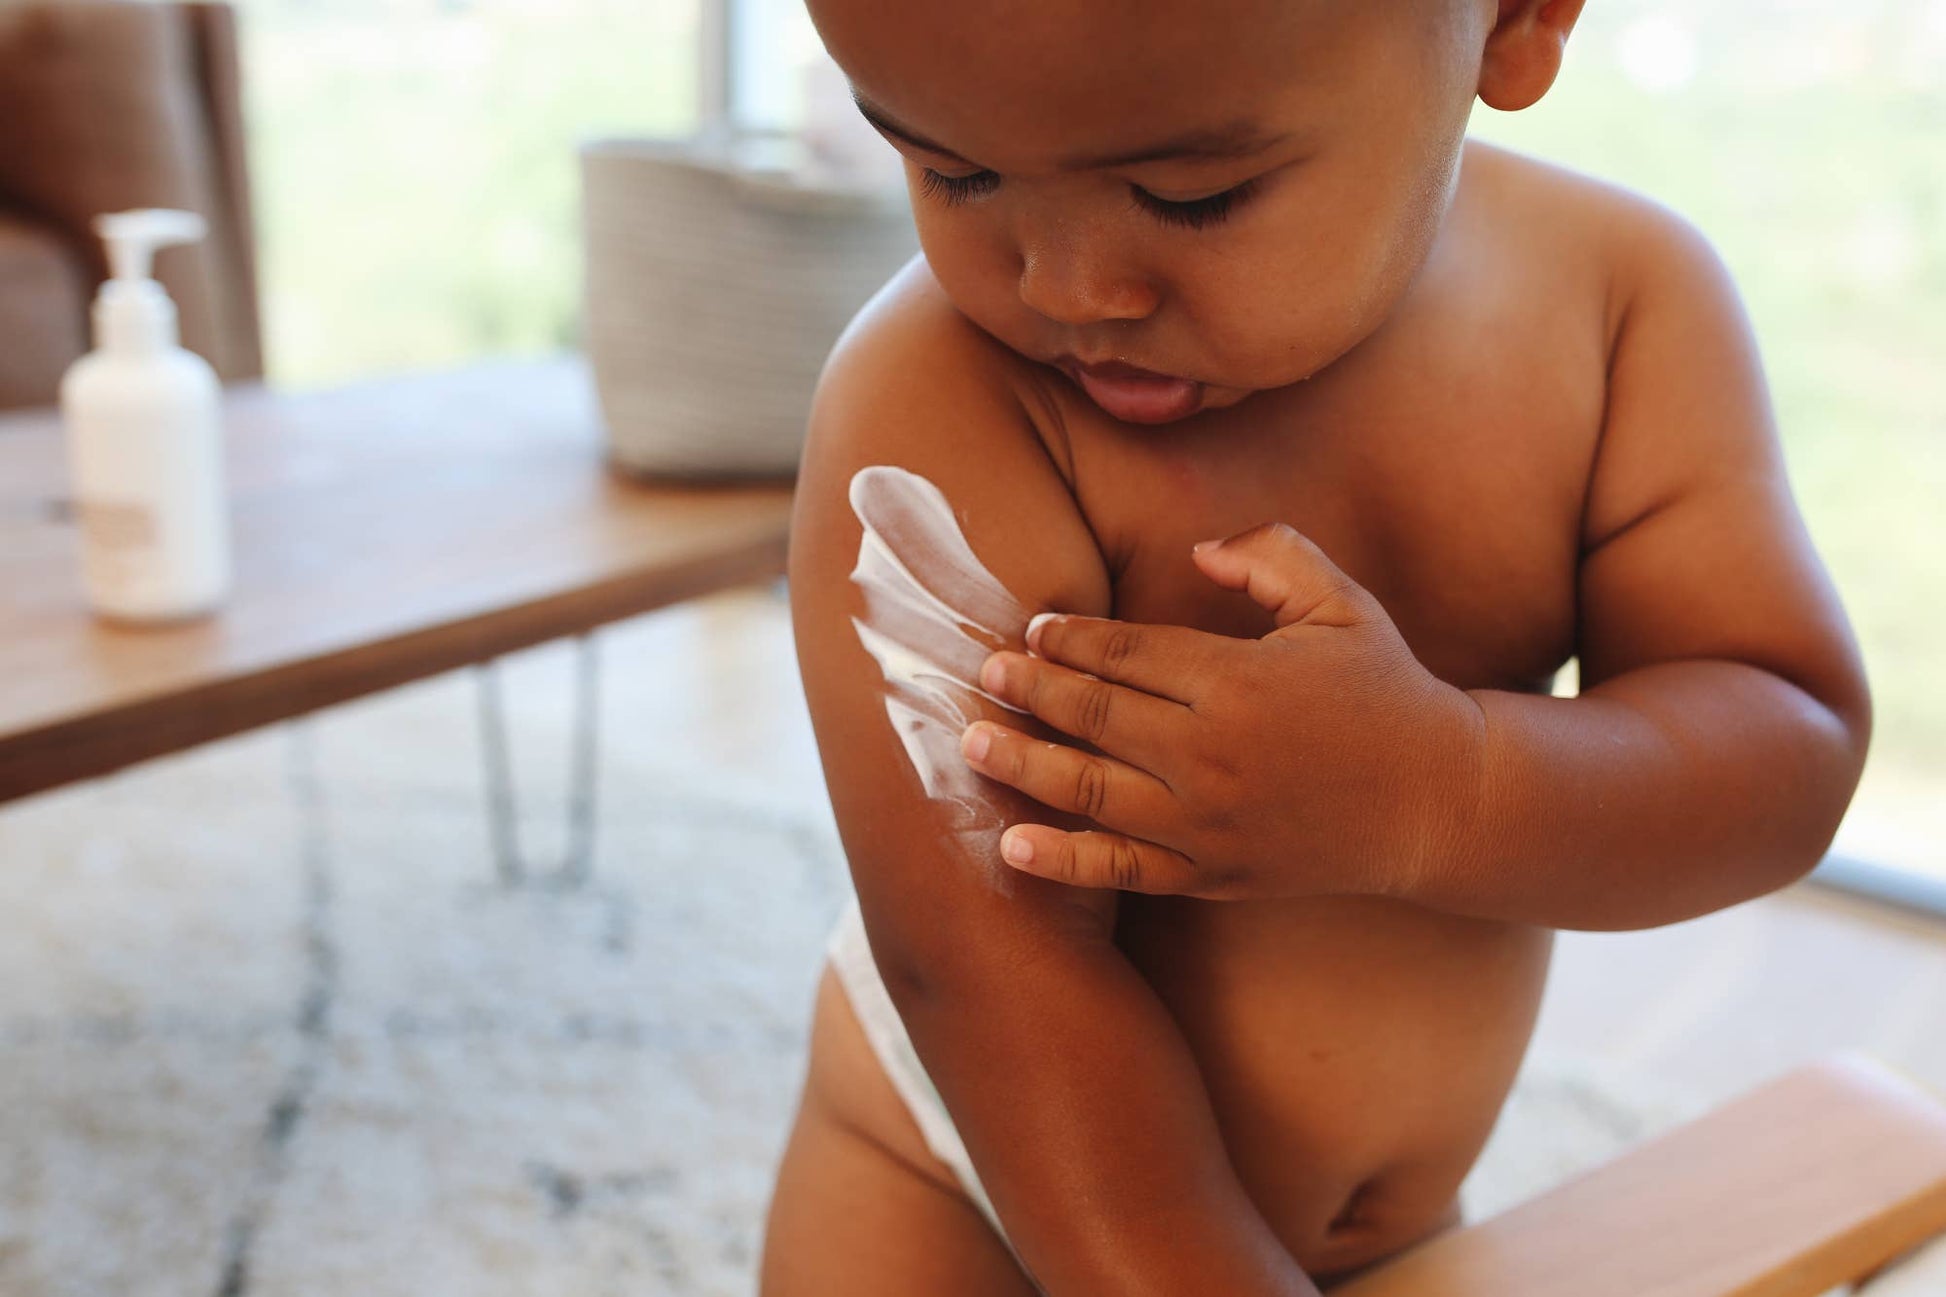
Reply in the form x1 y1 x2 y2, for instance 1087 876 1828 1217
809 0 1494 420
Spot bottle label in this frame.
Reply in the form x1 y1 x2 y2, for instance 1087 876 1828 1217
75 498 158 551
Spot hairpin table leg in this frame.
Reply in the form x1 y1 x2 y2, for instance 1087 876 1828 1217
474 632 602 888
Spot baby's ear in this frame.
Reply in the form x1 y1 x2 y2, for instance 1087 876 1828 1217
1476 0 1589 112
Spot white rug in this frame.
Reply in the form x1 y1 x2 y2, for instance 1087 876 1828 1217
0 587 1928 1295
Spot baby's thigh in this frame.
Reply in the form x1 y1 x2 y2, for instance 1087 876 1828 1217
758 967 1039 1297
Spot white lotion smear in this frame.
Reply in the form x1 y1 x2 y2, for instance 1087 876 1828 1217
848 464 1037 889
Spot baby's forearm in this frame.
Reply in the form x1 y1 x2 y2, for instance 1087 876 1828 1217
883 934 1320 1297
1405 658 1868 931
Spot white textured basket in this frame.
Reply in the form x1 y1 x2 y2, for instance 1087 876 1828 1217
579 132 920 481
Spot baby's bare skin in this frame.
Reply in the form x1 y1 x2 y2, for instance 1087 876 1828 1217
1008 135 1600 1273
792 138 1584 1285
762 2 1870 1294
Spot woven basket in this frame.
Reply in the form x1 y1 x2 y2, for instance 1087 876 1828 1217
579 132 919 481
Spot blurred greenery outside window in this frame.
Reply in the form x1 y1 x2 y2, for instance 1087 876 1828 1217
235 0 1944 891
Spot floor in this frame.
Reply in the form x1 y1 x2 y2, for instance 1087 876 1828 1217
1532 850 1946 1111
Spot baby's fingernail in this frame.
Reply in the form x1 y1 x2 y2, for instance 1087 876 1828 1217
962 724 992 763
1192 538 1221 554
1001 830 1034 864
980 654 1006 692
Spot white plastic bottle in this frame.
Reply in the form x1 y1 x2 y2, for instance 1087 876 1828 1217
58 208 231 624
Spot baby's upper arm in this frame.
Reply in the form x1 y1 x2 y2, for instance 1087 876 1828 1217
789 270 1120 987
1573 197 1870 740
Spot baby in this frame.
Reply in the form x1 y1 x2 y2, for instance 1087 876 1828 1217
760 1 1873 1293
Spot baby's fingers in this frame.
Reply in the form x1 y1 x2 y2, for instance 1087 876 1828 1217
961 721 1172 839
997 825 1219 897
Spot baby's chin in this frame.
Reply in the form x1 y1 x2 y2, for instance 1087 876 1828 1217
1190 384 1264 415
1153 378 1307 422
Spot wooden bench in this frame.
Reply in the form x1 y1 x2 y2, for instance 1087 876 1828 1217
1336 1052 1946 1295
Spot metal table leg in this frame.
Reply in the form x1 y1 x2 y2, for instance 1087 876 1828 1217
475 632 602 888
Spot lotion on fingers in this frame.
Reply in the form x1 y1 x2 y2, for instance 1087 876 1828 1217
58 208 231 624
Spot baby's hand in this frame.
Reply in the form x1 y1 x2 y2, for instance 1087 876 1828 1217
959 522 1482 902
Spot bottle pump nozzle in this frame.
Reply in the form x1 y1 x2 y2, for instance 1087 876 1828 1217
97 208 207 280
90 208 207 353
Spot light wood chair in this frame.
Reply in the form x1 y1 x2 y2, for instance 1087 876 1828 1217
1334 1052 1946 1296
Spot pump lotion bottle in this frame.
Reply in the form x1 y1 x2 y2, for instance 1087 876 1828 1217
59 208 232 623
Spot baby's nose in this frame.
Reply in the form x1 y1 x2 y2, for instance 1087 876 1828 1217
1016 239 1157 326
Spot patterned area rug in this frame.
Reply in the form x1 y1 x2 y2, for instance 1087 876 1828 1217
0 590 1934 1295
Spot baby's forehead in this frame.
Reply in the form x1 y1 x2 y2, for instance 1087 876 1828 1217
821 0 1316 84
812 0 1466 171
812 0 1349 165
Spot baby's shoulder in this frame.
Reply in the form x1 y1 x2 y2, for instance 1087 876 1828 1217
830 252 1050 398
1462 137 1736 333
1465 139 1787 567
821 250 1084 482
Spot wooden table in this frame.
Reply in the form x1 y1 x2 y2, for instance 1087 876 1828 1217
0 353 796 807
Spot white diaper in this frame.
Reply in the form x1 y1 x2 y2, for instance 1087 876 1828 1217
823 893 1036 1280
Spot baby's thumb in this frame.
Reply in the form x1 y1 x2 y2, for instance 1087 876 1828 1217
1191 523 1371 631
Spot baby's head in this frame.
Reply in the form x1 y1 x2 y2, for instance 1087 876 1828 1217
807 0 1586 417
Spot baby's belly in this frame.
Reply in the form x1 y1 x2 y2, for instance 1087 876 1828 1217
1115 890 1554 1282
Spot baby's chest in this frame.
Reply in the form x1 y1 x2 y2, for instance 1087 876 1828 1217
1064 365 1604 694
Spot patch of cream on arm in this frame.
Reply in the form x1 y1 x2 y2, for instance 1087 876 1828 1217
847 464 1049 895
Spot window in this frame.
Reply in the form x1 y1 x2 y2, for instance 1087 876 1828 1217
237 0 706 388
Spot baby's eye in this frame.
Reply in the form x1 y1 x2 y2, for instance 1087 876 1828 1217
916 166 1259 232
918 167 1001 206
1130 177 1262 231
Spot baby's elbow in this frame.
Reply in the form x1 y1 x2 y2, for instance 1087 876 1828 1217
872 940 950 1018
861 871 1121 1025
1811 645 1872 827
864 918 1012 1037
1773 659 1871 888
1835 655 1873 783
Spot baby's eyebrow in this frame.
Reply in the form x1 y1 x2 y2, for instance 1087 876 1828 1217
849 87 1290 171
